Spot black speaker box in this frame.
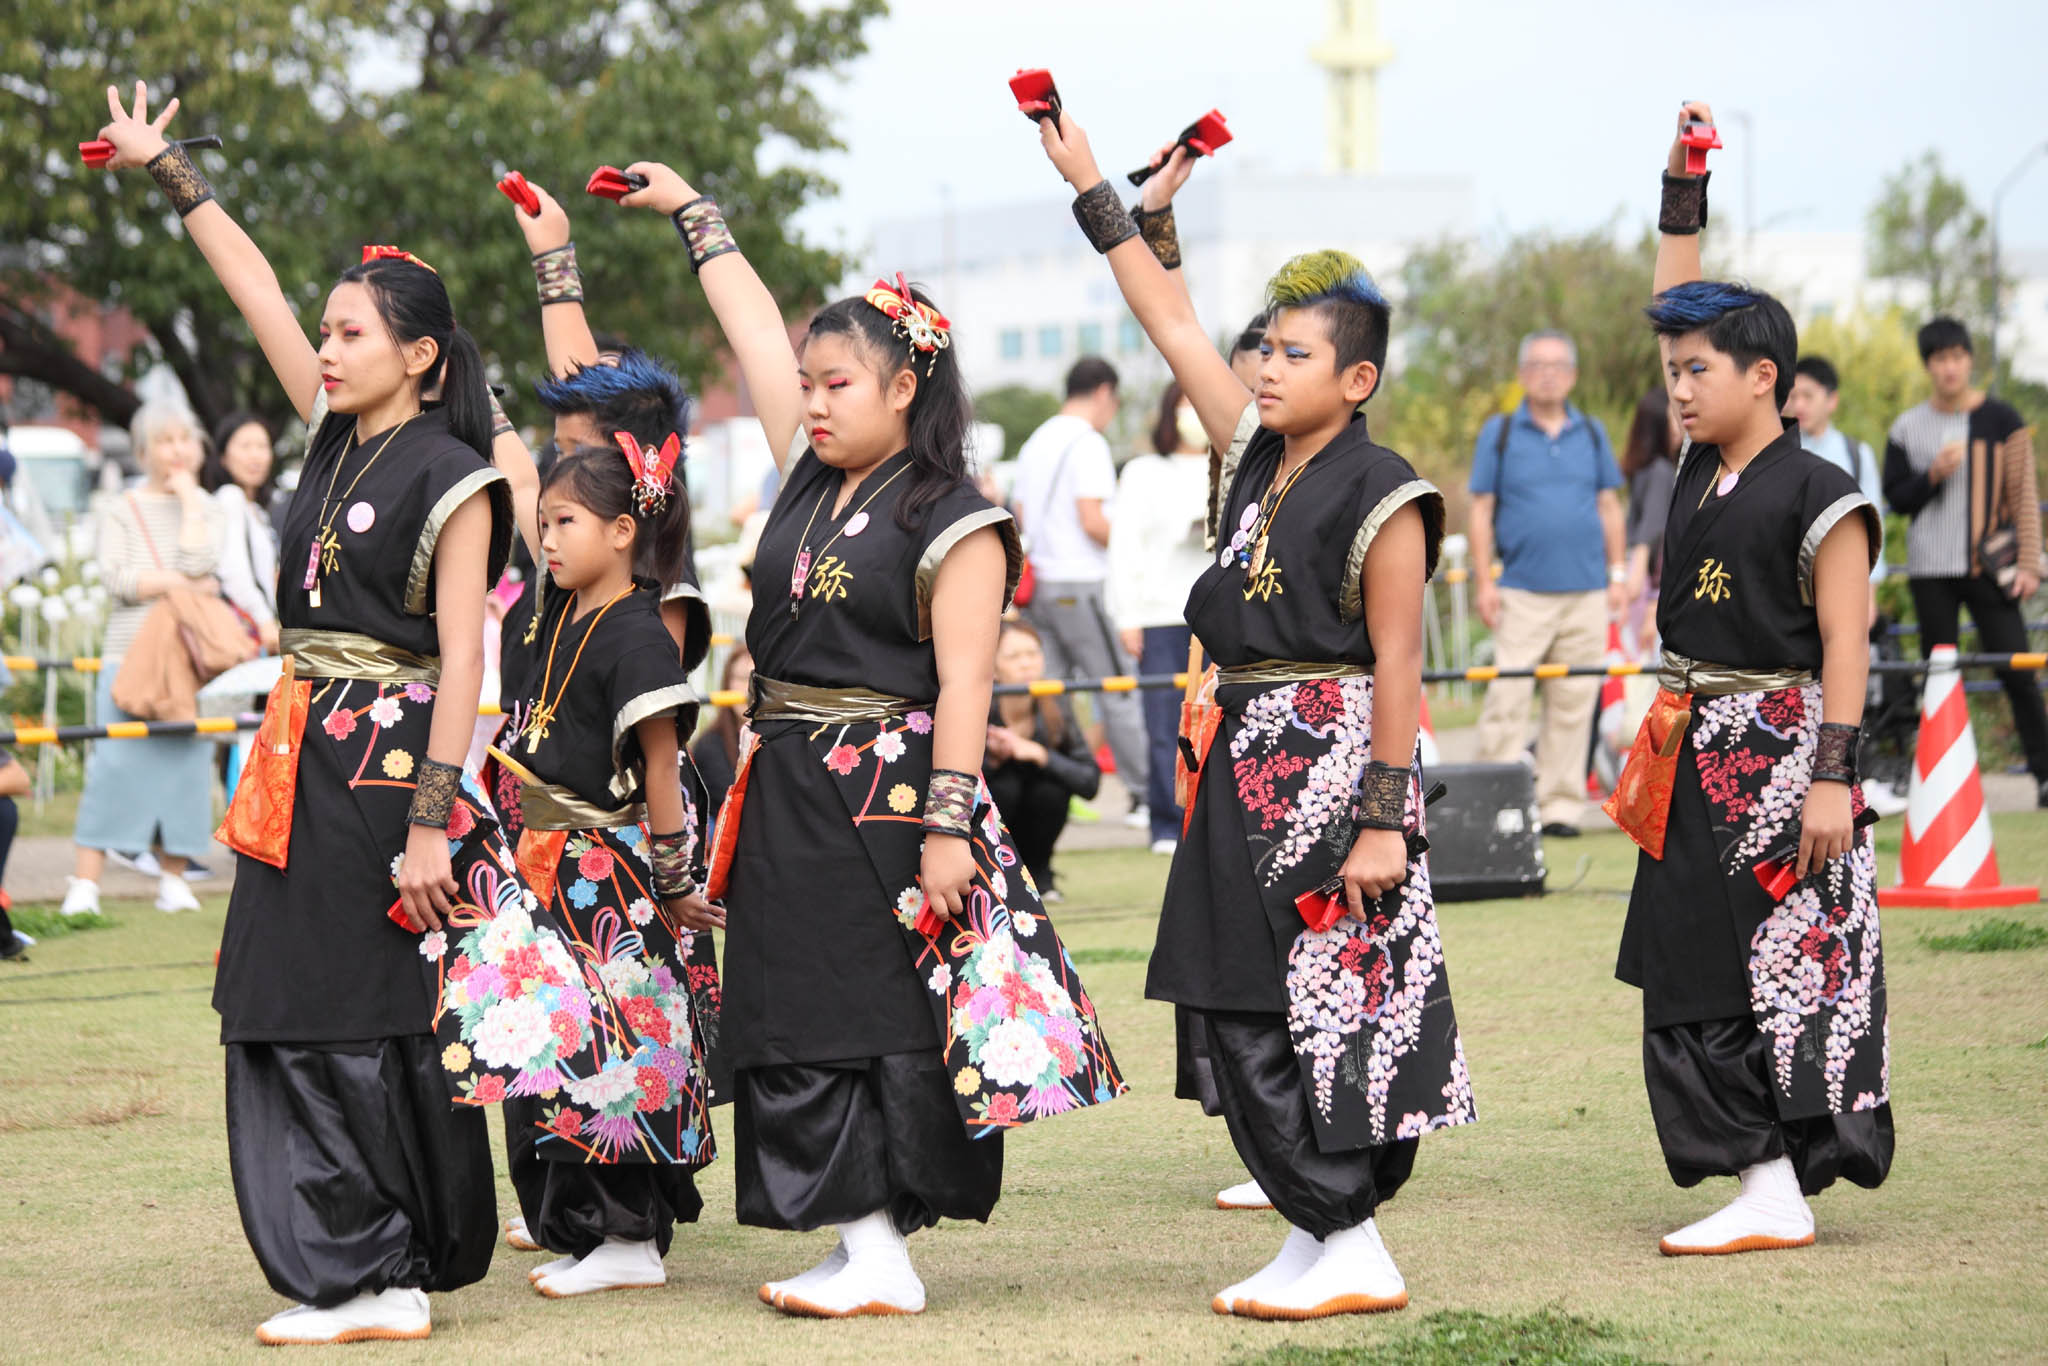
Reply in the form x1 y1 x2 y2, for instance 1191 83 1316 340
1423 761 1546 901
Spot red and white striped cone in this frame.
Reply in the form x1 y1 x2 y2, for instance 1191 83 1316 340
1879 644 2039 909
1418 691 1440 767
1589 620 1628 797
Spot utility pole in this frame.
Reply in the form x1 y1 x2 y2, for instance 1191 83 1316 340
1988 141 2048 389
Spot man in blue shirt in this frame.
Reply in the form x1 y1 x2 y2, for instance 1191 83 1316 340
1468 330 1626 836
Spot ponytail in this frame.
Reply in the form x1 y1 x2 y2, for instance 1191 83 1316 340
437 325 492 459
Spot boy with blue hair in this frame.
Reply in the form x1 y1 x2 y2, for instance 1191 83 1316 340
1607 100 1893 1258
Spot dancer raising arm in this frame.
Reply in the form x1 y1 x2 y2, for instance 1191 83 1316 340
1606 100 1890 1256
90 83 629 1346
1034 107 1472 1321
600 159 1124 1319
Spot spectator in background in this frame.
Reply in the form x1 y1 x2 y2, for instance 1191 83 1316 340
984 621 1100 901
691 647 753 823
1468 329 1625 837
1620 384 1683 658
1884 316 2048 804
1010 356 1149 825
62 401 222 917
1788 356 1887 624
0 753 32 959
205 411 281 651
1109 381 1211 853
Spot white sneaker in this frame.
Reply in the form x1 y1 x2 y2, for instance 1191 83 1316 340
60 877 100 918
155 874 200 913
1216 1177 1273 1210
109 849 161 877
1660 1156 1815 1255
1124 804 1151 830
505 1215 542 1252
1241 1220 1407 1319
1212 1225 1321 1315
776 1211 924 1317
1150 838 1178 856
533 1236 666 1297
1861 779 1909 818
760 1237 847 1305
254 1287 430 1344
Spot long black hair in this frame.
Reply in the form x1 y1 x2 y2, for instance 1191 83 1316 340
335 256 492 458
539 442 693 594
203 410 280 502
1621 384 1679 478
805 281 970 531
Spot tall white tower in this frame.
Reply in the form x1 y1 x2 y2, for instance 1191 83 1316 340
1310 0 1395 173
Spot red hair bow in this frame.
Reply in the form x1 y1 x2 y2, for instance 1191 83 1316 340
864 272 951 371
361 244 438 275
616 431 681 516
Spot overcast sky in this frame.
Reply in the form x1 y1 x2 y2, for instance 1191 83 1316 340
787 0 2048 257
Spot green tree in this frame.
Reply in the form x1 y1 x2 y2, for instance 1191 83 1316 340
0 0 881 437
1382 227 1661 494
974 384 1060 464
1867 151 1999 333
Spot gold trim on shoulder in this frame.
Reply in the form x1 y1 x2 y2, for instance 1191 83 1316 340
1340 478 1445 622
1798 493 1881 606
405 466 511 614
608 682 702 802
916 506 1022 641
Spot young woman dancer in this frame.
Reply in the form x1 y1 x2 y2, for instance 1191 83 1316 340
1032 108 1472 1320
1606 100 1889 1257
496 438 723 1297
91 84 635 1345
605 158 1125 1318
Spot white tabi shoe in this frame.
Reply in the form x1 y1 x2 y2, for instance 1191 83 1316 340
1241 1220 1408 1320
533 1237 666 1297
1215 1176 1274 1210
759 1236 847 1305
505 1215 542 1252
254 1287 430 1345
776 1211 925 1318
1211 1224 1321 1315
1660 1156 1815 1255
527 1255 576 1284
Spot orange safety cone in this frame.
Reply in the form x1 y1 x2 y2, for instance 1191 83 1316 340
1880 645 2039 909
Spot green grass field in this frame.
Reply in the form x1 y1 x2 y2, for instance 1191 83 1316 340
3 817 2045 1362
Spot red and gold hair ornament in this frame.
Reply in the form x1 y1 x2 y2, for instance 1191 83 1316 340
864 273 951 373
615 430 681 516
361 244 438 275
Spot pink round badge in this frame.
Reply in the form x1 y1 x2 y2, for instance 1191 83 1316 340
844 511 871 537
346 501 376 534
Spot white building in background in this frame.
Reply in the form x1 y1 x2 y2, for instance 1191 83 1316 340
867 168 1474 406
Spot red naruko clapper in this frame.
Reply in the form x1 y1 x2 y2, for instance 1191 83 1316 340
497 170 541 217
1128 110 1232 187
585 165 648 201
1679 121 1722 176
1009 68 1062 123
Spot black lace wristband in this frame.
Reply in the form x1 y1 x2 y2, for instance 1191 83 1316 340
923 767 978 838
532 243 583 306
1072 180 1138 254
1813 722 1859 786
648 829 699 900
408 757 463 830
674 196 740 273
1659 171 1710 235
1352 760 1411 831
146 143 214 217
1131 203 1181 270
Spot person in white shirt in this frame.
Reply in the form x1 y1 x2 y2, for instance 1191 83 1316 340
1107 381 1210 851
204 411 281 651
1009 356 1148 818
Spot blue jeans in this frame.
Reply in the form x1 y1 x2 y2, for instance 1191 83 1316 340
1140 625 1192 843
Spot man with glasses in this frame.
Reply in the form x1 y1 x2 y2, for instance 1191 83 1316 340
1468 331 1626 837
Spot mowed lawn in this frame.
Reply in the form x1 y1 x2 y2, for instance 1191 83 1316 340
2 817 2045 1363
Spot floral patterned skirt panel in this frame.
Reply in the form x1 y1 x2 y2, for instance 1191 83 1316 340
1621 684 1887 1121
723 715 1127 1134
503 820 719 1168
1151 676 1474 1154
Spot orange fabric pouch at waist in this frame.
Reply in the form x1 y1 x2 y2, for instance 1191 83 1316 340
514 829 568 908
704 729 761 902
216 660 313 869
1601 687 1693 859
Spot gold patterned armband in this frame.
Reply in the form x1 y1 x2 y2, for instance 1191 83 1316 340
1131 203 1181 270
673 196 739 274
1072 180 1138 254
408 757 463 830
922 767 978 839
1351 760 1410 832
146 143 214 217
531 243 583 306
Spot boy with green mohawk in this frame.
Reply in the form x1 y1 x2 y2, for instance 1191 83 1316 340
1031 108 1474 1320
